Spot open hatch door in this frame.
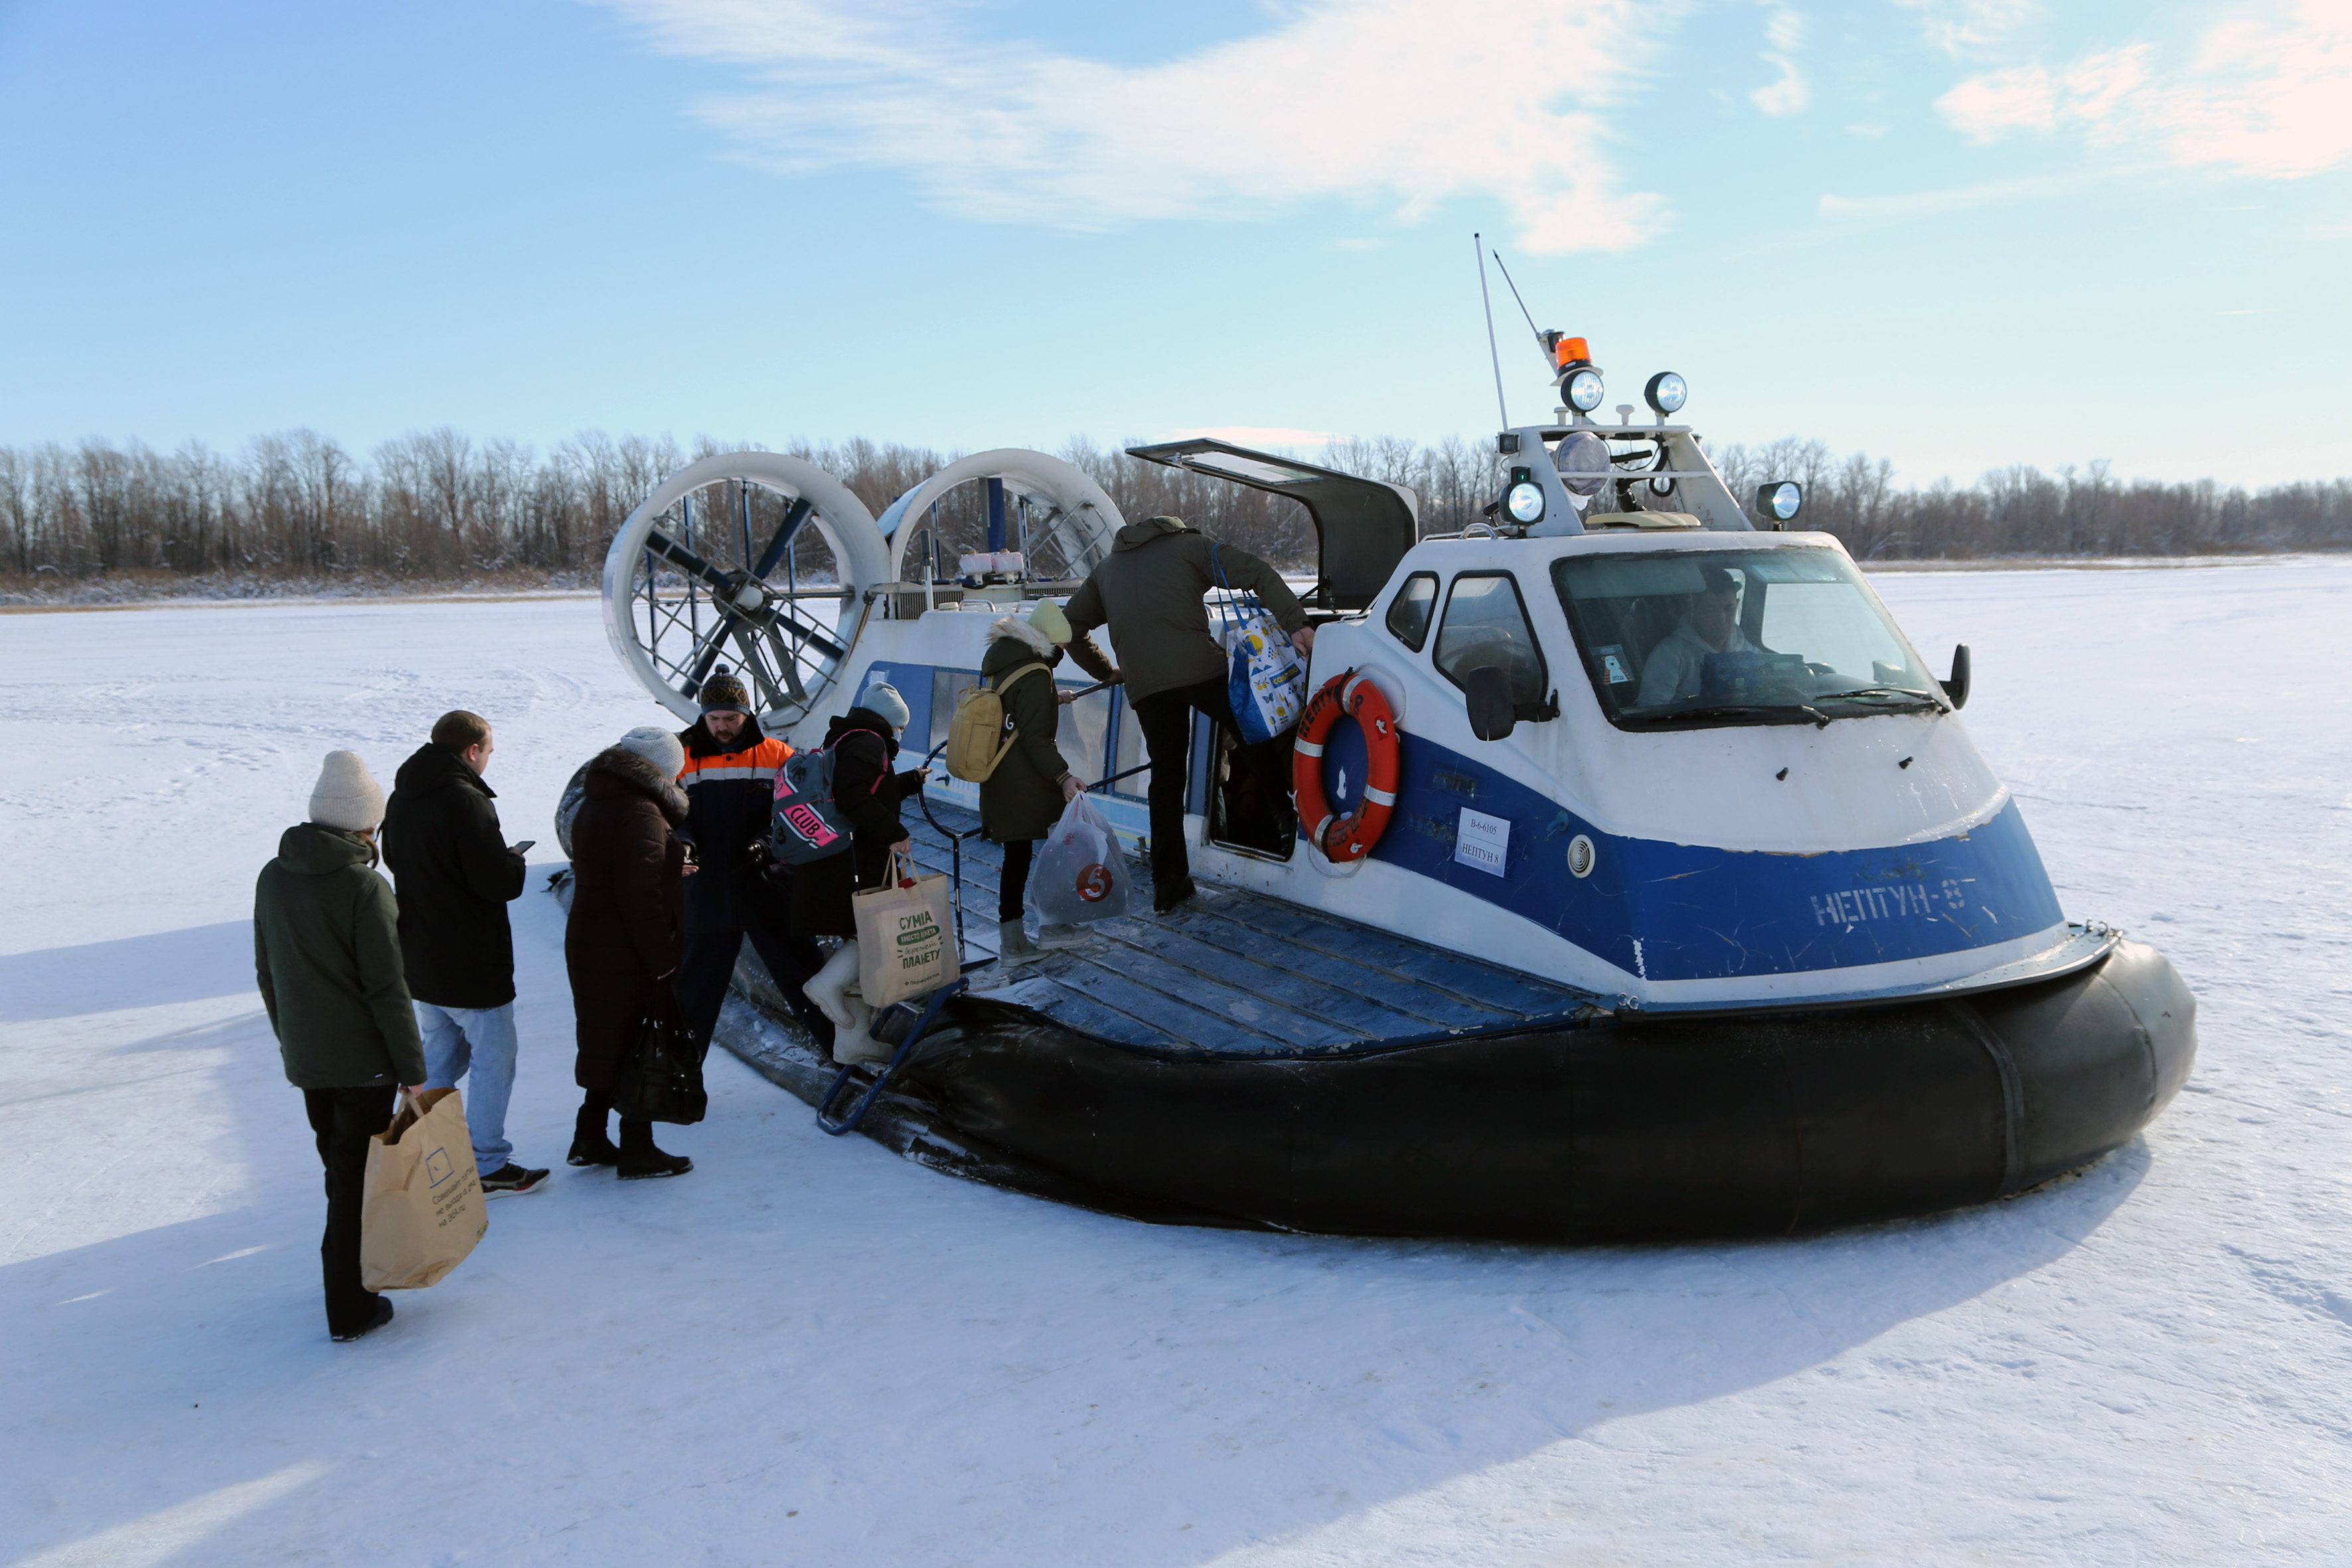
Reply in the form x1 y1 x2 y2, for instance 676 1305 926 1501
1124 439 1419 612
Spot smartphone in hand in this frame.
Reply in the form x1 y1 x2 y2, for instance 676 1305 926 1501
509 840 536 855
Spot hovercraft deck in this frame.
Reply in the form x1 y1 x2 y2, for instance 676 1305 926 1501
908 805 1602 1057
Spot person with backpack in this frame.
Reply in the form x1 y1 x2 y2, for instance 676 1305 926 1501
1062 515 1312 914
965 601 1115 965
791 682 930 1060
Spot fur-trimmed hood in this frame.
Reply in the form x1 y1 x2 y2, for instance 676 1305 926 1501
584 745 689 826
986 615 1061 658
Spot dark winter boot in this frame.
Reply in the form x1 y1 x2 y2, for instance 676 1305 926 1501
617 1118 692 1181
568 1094 619 1168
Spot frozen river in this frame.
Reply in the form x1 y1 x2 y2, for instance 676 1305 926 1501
3 559 2349 1565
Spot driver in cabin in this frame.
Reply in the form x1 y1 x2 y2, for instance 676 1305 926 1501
1637 564 1759 706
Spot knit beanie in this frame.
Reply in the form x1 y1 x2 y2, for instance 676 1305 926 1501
698 665 752 716
616 726 686 779
308 749 386 832
861 681 911 730
1028 599 1073 645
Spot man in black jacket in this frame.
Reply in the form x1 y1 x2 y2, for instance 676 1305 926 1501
674 666 835 1056
382 710 546 1195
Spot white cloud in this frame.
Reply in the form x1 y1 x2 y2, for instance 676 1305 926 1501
1933 1 2352 179
1750 3 1808 116
1893 0 2042 59
1751 54 1809 115
591 0 1678 254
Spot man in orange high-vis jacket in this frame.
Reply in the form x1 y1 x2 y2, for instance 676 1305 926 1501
673 666 835 1055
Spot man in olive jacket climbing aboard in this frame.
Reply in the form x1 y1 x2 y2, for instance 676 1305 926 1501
1063 514 1312 913
255 750 426 1344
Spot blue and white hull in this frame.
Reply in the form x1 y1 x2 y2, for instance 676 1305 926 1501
593 428 2197 1239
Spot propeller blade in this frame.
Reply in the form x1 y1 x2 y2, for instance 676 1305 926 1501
733 627 789 712
752 498 813 581
762 623 810 703
680 622 736 698
641 528 732 595
770 604 848 662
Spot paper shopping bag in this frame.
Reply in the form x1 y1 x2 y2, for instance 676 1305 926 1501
854 849 960 1008
360 1087 487 1291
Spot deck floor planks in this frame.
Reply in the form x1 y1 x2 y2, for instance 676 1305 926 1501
892 800 1593 1056
1087 920 1452 1040
1154 901 1530 1032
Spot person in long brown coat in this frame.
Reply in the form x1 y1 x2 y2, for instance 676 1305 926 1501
564 727 694 1180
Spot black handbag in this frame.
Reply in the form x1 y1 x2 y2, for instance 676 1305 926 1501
612 996 709 1126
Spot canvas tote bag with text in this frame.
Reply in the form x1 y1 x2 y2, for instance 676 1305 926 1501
854 848 960 1008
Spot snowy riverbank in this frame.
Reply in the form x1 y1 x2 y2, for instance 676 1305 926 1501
4 562 2349 1564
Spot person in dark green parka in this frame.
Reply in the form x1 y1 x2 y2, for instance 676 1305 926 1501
254 749 427 1344
979 601 1115 965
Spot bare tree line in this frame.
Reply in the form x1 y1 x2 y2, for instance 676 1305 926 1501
3 428 2347 597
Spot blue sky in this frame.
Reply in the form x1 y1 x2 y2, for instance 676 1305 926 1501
2 0 2346 487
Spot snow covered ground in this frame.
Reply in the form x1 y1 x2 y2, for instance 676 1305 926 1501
3 559 2348 1565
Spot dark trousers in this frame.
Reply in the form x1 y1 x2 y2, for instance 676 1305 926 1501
998 838 1034 922
1130 675 1290 889
680 870 833 1051
303 1085 396 1338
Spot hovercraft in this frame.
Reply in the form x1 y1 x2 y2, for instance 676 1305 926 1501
578 355 2194 1243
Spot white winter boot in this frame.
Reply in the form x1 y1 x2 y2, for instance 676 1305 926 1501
802 941 862 1028
803 943 884 1063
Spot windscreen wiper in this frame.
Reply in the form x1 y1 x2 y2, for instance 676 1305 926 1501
1810 686 1949 713
1621 704 1820 728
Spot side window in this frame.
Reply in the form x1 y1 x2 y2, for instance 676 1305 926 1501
1385 572 1437 650
1435 573 1547 708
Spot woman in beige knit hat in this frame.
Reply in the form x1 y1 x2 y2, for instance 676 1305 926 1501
254 750 424 1342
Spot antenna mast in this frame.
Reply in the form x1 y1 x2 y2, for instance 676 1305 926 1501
1475 233 1510 429
1489 250 1553 373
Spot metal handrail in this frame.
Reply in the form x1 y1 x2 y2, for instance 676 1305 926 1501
815 979 968 1136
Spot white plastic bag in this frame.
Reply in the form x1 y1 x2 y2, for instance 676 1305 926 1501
1030 796 1133 925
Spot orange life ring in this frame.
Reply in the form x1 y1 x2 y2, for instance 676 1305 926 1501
1293 670 1399 862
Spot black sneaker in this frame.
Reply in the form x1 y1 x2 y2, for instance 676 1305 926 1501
481 1162 550 1196
332 1296 394 1343
1152 876 1198 915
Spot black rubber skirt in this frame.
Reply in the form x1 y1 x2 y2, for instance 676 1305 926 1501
880 939 2195 1242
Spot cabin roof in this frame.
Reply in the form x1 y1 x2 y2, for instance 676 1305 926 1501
1125 438 1419 613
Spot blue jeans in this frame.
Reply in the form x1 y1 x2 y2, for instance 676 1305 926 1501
416 1001 518 1176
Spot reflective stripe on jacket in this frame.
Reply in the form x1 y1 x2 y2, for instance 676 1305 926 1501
676 731 795 858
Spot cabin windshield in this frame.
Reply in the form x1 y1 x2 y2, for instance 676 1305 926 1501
1551 547 1942 729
